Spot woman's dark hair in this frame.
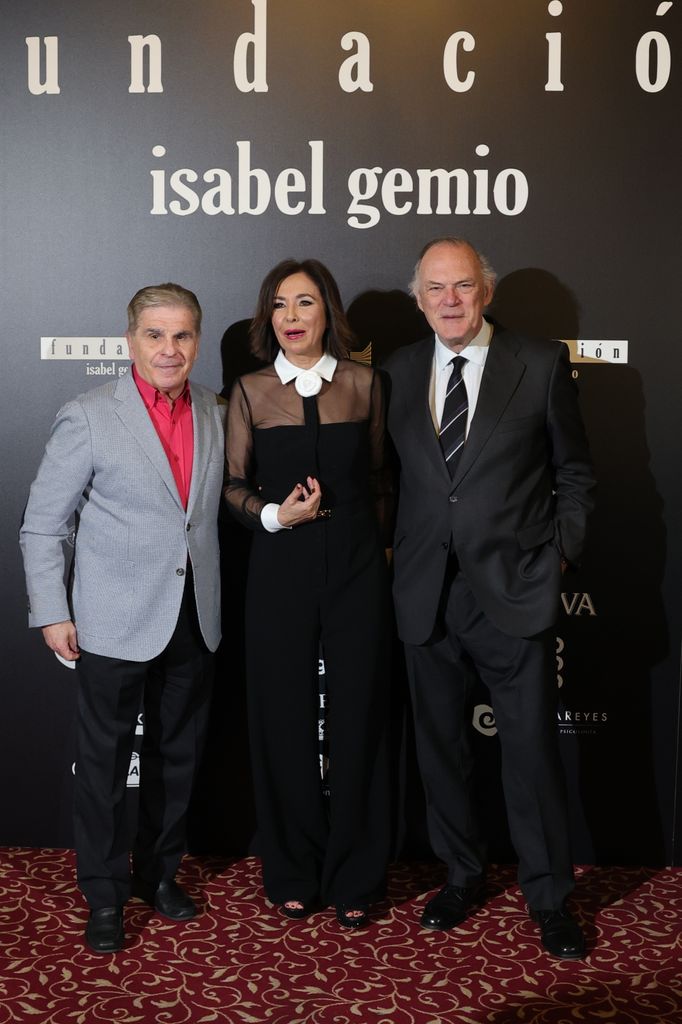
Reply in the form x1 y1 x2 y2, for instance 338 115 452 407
249 258 356 362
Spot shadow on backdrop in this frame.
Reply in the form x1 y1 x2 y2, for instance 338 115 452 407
569 362 667 864
347 288 428 365
187 319 261 856
494 268 667 865
490 267 581 339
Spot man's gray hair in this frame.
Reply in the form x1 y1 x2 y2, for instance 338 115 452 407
409 237 497 297
127 282 202 333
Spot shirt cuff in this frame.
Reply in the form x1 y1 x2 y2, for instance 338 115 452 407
261 503 289 532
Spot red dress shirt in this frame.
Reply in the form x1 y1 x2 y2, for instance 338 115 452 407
133 367 194 509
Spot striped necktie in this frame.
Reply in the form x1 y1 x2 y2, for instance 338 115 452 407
439 355 468 478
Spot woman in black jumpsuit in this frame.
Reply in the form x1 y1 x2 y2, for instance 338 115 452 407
224 259 391 928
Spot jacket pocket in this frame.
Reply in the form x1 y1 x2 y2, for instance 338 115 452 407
496 414 543 433
516 519 554 550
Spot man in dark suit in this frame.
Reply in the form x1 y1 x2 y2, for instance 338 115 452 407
20 283 226 954
385 238 595 959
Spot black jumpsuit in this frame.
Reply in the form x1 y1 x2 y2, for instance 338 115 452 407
225 359 391 907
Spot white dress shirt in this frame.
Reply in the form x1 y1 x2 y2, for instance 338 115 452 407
431 319 493 437
261 351 338 532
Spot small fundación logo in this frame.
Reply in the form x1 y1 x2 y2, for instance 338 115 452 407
41 337 129 360
41 337 130 378
562 339 628 365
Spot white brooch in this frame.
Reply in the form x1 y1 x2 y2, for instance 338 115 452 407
295 370 322 397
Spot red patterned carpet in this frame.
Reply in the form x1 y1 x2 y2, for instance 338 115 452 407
1 850 681 1024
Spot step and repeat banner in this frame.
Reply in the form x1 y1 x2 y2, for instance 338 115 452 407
2 1 680 865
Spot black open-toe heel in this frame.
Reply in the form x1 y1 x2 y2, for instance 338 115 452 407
335 904 369 929
281 899 315 920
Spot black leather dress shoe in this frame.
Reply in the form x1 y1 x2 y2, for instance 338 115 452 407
420 885 479 930
530 906 586 959
85 907 124 954
153 880 197 921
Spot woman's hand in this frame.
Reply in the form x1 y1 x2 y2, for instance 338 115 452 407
276 476 322 527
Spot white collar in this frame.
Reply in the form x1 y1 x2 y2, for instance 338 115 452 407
274 350 338 384
434 319 493 370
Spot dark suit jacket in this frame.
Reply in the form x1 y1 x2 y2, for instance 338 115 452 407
385 324 595 643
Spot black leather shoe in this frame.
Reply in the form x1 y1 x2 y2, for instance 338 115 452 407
530 906 586 960
153 880 197 921
336 904 369 930
85 907 124 954
420 885 479 931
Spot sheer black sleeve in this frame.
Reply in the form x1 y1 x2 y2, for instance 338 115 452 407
223 378 269 531
224 361 394 537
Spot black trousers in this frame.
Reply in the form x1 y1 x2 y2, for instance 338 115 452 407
74 579 213 909
246 520 391 907
404 569 574 911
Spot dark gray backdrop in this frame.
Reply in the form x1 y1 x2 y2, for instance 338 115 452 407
2 0 680 866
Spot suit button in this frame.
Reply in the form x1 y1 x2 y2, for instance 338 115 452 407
176 568 185 576
441 541 449 549
449 495 458 503
186 523 191 531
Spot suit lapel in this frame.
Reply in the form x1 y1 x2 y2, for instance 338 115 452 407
114 370 184 510
187 386 212 517
453 329 525 485
406 339 451 482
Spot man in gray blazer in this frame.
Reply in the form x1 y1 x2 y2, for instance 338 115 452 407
20 283 226 954
385 239 594 959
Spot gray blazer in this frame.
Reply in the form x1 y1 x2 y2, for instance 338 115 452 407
20 370 226 661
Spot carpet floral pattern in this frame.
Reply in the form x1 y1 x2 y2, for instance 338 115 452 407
1 850 681 1023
